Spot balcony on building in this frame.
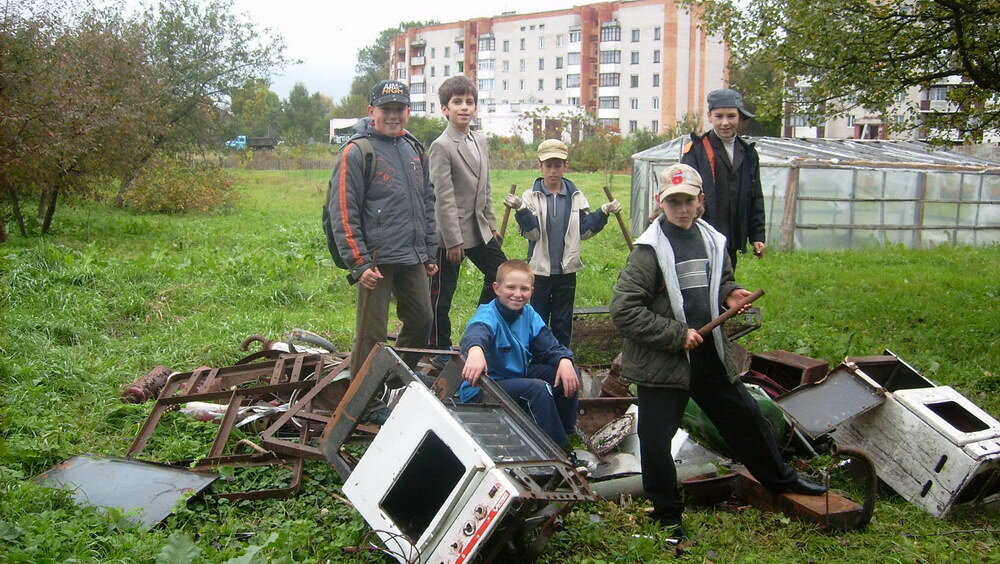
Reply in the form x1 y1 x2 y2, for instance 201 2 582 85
410 38 426 49
410 56 425 66
410 74 425 84
455 34 464 44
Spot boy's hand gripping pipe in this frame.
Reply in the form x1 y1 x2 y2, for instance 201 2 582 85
697 289 764 337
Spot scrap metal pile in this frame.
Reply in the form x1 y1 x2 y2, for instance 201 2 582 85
33 315 1000 562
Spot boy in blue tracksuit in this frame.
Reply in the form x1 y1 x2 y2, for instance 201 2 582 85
458 260 580 449
501 139 621 347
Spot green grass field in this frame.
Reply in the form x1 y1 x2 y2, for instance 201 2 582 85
1 169 998 562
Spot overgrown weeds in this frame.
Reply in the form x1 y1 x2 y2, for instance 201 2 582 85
1 169 997 562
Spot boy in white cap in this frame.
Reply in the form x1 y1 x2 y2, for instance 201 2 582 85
681 88 766 269
502 139 621 347
609 163 825 540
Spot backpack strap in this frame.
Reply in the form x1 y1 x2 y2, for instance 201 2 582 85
344 136 376 188
701 136 717 184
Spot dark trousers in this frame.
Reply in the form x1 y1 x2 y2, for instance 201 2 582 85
636 337 796 522
428 239 507 348
496 364 579 449
351 263 432 377
530 273 577 347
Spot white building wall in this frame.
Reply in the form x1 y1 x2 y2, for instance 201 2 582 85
399 1 729 137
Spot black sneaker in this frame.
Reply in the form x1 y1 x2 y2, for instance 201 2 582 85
653 518 687 543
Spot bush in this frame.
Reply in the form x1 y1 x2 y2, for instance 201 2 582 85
126 157 240 214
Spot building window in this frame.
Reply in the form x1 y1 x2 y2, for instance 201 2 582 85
929 85 950 100
566 74 581 88
652 97 659 109
538 58 545 70
502 60 509 72
788 114 808 126
502 80 509 90
479 35 495 51
412 101 426 112
555 56 563 69
479 78 494 90
599 96 620 109
846 115 856 126
520 79 525 90
479 59 495 71
651 119 659 132
539 36 545 48
430 47 435 58
569 29 581 43
520 38 526 50
568 52 581 66
519 59 526 71
630 75 639 88
538 78 544 91
653 49 660 63
555 77 563 90
396 68 406 79
457 61 463 72
600 24 621 42
444 46 450 58
630 97 639 109
652 73 660 87
444 65 450 76
503 40 510 52
631 51 639 64
631 29 640 42
598 118 619 128
600 50 621 64
599 73 620 86
431 67 436 77
410 83 426 94
629 120 638 132
556 34 564 47
568 96 581 105
654 27 661 40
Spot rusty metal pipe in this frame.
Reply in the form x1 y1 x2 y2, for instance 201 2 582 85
603 186 633 251
498 184 517 247
698 289 764 337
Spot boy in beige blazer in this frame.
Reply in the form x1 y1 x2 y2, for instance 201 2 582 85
428 76 508 361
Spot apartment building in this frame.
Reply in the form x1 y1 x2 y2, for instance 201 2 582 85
784 76 999 143
389 0 727 138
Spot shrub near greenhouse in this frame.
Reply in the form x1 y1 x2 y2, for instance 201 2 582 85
126 157 240 214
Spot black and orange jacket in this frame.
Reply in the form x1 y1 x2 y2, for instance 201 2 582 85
325 118 437 283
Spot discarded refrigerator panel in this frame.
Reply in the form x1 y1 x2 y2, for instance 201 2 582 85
774 362 886 439
336 346 594 563
775 350 1000 517
33 454 218 528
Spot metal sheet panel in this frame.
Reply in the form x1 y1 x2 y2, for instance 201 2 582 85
774 363 886 438
34 454 217 528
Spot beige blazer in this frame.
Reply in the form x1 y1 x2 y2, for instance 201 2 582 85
429 124 495 249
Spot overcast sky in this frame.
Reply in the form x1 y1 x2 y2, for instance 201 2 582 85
223 0 580 101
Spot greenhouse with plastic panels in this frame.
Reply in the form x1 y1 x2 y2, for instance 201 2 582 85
630 138 1000 250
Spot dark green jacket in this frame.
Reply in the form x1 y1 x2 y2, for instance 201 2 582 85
609 217 740 388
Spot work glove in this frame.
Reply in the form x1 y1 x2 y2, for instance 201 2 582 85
601 199 622 215
503 194 524 210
